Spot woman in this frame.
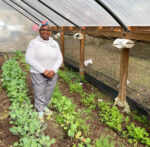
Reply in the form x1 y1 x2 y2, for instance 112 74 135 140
25 21 63 122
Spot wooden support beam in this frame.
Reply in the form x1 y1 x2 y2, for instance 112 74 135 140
49 26 52 37
50 26 150 42
114 48 130 113
79 30 85 76
60 27 65 65
118 48 129 103
50 30 52 37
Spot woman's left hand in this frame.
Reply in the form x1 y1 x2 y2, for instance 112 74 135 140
47 70 55 78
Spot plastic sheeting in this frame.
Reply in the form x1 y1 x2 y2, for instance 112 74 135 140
21 0 73 26
13 0 119 26
5 0 54 25
38 0 119 26
3 0 39 25
101 0 150 26
2 0 150 26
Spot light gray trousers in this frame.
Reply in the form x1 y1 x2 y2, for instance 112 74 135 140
31 73 58 112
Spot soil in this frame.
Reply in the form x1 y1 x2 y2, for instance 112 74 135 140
0 55 148 147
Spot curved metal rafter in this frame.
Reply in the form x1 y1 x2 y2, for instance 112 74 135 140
38 0 81 29
95 0 129 32
9 0 41 23
21 0 60 28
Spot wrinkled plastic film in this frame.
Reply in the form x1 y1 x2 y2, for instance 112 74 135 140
101 0 150 26
8 0 54 25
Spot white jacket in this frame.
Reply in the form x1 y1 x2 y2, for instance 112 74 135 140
25 35 63 73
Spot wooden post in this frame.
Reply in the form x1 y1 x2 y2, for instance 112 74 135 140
118 48 129 103
79 31 85 76
50 31 52 37
114 48 130 111
49 26 52 37
60 27 64 65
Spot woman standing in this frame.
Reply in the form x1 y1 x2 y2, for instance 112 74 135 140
25 21 63 122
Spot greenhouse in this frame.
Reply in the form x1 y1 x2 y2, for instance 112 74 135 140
0 0 150 146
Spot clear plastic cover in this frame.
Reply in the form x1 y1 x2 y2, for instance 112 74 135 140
7 0 54 25
3 0 150 27
3 0 40 25
23 0 73 26
24 0 119 26
101 0 150 26
0 0 38 52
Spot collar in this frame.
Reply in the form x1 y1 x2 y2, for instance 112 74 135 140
37 35 54 43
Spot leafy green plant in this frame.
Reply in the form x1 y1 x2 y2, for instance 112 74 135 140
126 123 150 146
98 102 123 132
69 83 83 94
13 135 55 147
81 93 96 106
13 50 30 71
132 113 149 127
94 135 115 147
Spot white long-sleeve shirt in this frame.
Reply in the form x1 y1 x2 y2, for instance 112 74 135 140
25 35 63 73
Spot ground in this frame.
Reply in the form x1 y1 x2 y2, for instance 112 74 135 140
0 55 147 147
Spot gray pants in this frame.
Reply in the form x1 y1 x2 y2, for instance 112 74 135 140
31 73 58 112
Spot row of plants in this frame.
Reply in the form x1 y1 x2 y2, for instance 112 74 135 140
51 85 92 147
13 50 30 71
98 102 150 146
58 67 150 146
1 58 55 147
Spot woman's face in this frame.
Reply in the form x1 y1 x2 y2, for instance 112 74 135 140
39 25 50 40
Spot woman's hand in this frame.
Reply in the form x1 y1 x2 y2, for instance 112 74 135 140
47 70 55 78
43 70 55 78
43 70 49 77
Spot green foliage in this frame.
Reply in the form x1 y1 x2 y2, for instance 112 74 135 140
58 67 87 85
70 83 83 94
98 102 123 132
132 113 149 127
1 59 55 147
78 137 91 147
94 135 115 147
51 85 89 138
126 123 150 146
13 135 55 147
13 50 30 71
81 93 96 106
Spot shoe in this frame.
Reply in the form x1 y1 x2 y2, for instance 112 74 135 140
38 115 44 123
44 107 53 116
38 112 44 123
